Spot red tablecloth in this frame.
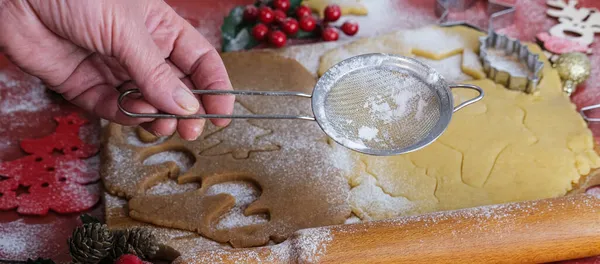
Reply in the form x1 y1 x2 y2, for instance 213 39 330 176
1 0 599 263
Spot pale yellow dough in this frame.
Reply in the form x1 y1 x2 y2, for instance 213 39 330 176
321 26 600 220
318 26 487 78
302 0 368 18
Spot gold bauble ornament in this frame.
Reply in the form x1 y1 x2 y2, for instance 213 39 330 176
554 52 591 95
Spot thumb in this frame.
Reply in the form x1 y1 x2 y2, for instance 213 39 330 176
115 25 199 116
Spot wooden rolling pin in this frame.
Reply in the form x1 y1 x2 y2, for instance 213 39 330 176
177 194 600 264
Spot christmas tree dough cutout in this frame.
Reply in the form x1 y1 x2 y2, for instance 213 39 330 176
201 102 280 159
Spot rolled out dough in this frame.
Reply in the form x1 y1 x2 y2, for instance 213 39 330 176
319 26 600 220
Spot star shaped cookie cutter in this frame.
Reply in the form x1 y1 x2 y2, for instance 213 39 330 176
435 0 516 33
436 0 544 94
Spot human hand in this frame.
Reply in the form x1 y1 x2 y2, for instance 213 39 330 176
0 0 234 140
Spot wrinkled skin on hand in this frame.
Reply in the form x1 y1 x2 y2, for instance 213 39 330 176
0 0 235 140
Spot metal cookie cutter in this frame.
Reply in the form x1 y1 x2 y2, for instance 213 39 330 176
581 104 600 122
118 53 484 156
435 0 516 33
479 31 545 94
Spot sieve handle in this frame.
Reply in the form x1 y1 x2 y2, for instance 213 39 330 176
580 104 600 122
450 84 484 113
117 89 316 121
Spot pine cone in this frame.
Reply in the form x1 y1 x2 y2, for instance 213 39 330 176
68 223 113 264
110 228 159 260
109 230 135 260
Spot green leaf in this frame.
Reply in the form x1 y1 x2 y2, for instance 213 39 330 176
223 27 258 52
26 258 55 264
221 6 245 40
80 213 100 224
290 0 303 10
294 29 317 39
255 0 272 7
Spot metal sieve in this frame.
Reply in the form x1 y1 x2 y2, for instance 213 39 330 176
118 53 483 156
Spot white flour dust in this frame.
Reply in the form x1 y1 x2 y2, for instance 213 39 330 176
358 126 379 141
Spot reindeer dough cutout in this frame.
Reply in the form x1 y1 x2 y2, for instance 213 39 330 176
546 0 600 48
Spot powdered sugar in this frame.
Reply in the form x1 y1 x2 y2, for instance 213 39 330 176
175 227 333 264
205 181 268 230
358 126 379 141
295 228 333 264
0 220 53 260
586 186 600 199
0 71 52 114
147 180 199 195
78 123 101 146
415 98 428 120
484 49 531 78
125 130 168 147
143 150 195 175
417 54 473 83
365 88 420 125
330 144 356 173
332 0 437 40
344 215 362 224
56 156 100 184
275 41 351 75
104 192 128 207
462 49 484 75
0 72 20 88
0 140 13 153
349 175 415 220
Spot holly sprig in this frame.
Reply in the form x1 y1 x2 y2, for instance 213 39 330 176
221 0 310 52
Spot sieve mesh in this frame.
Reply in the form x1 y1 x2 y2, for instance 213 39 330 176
322 66 441 152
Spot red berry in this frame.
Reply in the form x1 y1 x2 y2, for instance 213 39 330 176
115 254 143 264
322 27 339 41
268 30 287 47
296 5 312 19
299 16 317 32
282 18 299 35
252 23 269 41
273 0 290 12
324 5 341 22
273 9 287 24
243 5 259 22
341 21 359 36
259 6 275 24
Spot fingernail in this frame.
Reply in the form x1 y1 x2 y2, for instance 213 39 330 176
173 87 199 112
184 134 199 141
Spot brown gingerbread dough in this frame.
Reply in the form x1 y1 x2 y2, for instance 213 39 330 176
101 51 353 248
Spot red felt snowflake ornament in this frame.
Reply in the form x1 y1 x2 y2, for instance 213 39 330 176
0 112 101 215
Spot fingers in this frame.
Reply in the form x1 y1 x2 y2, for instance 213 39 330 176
176 78 206 140
113 16 200 118
141 119 178 137
53 54 125 99
118 79 179 137
165 7 235 127
191 50 235 128
68 83 156 126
